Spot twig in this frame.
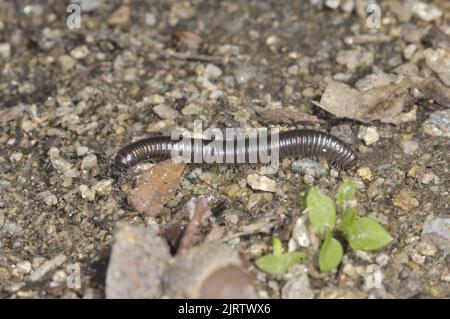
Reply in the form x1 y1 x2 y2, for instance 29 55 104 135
221 220 280 242
177 197 209 254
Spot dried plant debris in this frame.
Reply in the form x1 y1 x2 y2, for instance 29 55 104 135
127 161 186 217
258 107 323 125
318 79 416 124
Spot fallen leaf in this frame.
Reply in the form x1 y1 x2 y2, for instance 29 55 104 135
318 79 415 124
127 160 186 216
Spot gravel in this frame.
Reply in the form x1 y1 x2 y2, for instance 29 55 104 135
0 0 448 299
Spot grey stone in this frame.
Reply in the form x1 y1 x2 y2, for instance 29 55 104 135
422 218 450 251
105 224 171 299
291 159 327 177
422 109 450 137
330 124 356 144
282 267 314 299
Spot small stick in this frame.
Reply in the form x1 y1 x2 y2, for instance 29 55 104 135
177 197 209 254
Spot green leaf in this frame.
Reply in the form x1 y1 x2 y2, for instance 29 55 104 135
338 207 358 234
319 231 343 272
272 237 283 256
306 187 336 236
347 217 393 251
255 252 307 276
337 180 356 212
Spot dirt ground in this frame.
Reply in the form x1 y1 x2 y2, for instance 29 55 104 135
0 0 449 299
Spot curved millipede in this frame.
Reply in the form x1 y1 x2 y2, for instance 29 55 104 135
113 129 357 172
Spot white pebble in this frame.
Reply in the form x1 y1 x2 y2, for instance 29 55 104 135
358 126 379 145
81 154 98 170
247 174 277 192
77 146 89 157
203 64 222 80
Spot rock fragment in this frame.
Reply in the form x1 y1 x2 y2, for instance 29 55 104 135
106 224 171 299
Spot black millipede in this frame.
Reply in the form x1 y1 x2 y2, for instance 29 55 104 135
112 129 357 173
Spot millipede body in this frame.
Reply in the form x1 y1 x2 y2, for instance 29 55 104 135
114 129 357 171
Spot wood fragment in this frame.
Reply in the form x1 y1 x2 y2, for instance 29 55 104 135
177 198 209 254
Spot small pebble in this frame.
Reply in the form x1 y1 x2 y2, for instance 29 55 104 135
2 223 22 235
70 45 90 59
145 12 156 26
58 55 76 71
364 265 384 290
411 1 443 22
10 152 23 162
282 267 314 299
93 179 113 196
79 184 95 201
417 242 437 257
336 49 374 72
330 124 356 144
108 5 131 25
43 192 58 206
324 0 340 10
153 104 180 120
422 109 450 137
421 218 450 251
0 42 11 59
76 146 89 157
203 64 222 80
400 140 419 154
423 49 450 86
81 154 98 170
403 44 417 60
291 159 327 177
393 189 419 211
357 166 374 181
375 253 390 267
247 174 277 192
15 261 32 274
181 103 203 116
358 126 379 145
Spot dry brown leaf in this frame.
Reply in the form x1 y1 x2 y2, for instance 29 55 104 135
318 79 415 124
127 160 186 217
